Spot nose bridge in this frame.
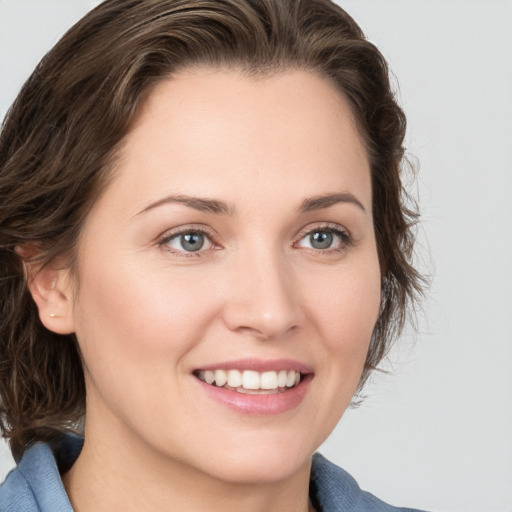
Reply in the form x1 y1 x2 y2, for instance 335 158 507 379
223 238 299 339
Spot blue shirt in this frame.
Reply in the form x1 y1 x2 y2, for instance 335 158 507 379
0 436 427 511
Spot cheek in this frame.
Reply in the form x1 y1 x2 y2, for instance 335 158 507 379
305 262 381 349
302 255 381 413
72 255 219 385
296 256 381 445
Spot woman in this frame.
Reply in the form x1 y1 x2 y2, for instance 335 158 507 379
0 0 425 510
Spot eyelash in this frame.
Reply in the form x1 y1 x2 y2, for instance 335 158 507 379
158 223 352 258
293 223 352 253
159 226 218 258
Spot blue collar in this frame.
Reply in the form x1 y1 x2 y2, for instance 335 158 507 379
1 435 425 512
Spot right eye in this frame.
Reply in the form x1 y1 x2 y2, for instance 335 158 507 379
161 230 214 255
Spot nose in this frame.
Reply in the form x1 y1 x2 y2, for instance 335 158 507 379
221 247 301 341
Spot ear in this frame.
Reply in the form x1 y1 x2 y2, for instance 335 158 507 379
17 247 76 335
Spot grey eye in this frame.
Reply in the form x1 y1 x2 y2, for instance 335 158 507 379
296 227 348 251
309 231 333 249
179 232 205 252
164 231 212 253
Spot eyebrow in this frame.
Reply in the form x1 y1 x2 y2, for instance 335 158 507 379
137 194 236 216
137 191 366 217
299 193 366 213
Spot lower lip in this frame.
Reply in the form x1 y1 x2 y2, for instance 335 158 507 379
195 375 312 415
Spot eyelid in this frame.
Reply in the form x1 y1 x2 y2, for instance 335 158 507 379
156 221 351 257
293 222 352 250
158 224 220 256
294 222 350 241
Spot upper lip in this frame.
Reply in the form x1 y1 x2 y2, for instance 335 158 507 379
195 358 313 374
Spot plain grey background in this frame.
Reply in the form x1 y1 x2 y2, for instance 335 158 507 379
1 1 511 511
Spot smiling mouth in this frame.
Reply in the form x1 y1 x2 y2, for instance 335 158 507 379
194 369 303 394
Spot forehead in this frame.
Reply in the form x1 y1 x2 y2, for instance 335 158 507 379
108 67 371 213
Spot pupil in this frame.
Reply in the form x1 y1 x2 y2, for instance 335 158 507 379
181 233 204 252
311 231 333 249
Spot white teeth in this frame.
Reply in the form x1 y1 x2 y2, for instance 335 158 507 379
227 369 242 388
198 368 302 391
286 370 296 387
277 370 287 388
214 369 227 387
261 371 278 390
242 370 260 389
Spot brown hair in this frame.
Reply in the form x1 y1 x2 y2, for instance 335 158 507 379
0 0 423 461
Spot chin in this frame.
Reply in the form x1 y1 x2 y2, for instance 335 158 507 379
189 436 315 485
208 458 310 485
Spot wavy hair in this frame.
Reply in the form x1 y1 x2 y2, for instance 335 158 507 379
0 0 423 460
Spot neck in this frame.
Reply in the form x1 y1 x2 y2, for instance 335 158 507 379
63 419 313 512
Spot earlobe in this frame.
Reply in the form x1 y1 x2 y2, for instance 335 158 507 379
17 248 76 335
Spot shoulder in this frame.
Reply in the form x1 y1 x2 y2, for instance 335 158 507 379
310 453 429 512
0 435 82 512
1 443 53 512
0 461 38 512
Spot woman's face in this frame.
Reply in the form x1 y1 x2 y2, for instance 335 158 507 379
68 68 381 483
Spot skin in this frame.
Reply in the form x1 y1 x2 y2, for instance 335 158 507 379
32 68 381 512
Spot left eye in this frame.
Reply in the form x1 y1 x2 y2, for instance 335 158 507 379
164 231 213 253
297 229 346 250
